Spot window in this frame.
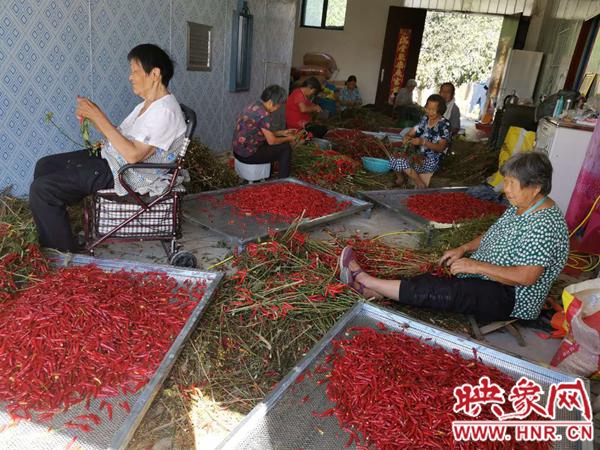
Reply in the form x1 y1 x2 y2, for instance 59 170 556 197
301 0 347 30
229 2 253 92
187 22 212 71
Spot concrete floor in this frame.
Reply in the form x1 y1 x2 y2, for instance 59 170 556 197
93 200 599 448
93 204 574 369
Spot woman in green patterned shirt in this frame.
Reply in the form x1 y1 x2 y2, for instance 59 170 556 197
339 152 569 322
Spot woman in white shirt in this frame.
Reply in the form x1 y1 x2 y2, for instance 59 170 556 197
439 82 461 136
29 44 186 252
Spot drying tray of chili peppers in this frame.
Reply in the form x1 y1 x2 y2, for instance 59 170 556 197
182 178 373 251
0 253 222 450
359 187 505 230
218 302 590 450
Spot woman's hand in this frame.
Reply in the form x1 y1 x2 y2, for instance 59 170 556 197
410 137 424 146
449 257 481 276
439 246 465 266
76 96 106 125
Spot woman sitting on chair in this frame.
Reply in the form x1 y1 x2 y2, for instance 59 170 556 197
390 94 451 188
340 152 569 323
233 85 298 179
29 43 186 253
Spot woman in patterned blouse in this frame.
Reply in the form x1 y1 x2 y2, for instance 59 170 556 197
339 152 569 323
233 85 299 178
338 75 362 112
390 94 451 189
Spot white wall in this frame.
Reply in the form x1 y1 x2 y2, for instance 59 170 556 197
292 0 401 104
524 0 584 99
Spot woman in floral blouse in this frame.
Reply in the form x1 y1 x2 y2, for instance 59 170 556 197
390 94 451 188
340 152 569 323
233 85 297 178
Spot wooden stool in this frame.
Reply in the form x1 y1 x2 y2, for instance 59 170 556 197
468 316 527 347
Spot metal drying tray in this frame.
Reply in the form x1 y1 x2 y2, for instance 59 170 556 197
0 253 223 450
183 178 373 250
358 186 470 229
218 302 591 450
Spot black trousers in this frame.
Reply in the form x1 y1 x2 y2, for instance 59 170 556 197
235 142 292 178
399 273 516 322
29 150 114 252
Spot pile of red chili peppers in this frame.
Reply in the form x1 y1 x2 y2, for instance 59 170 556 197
0 265 205 425
325 129 389 160
407 192 506 223
310 326 550 449
222 182 351 222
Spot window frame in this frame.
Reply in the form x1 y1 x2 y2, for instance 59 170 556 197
300 0 346 31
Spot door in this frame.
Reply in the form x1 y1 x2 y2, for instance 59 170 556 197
375 7 426 108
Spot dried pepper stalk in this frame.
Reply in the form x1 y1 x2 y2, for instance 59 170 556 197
291 143 392 195
0 193 48 302
310 326 551 449
325 129 390 160
407 192 506 224
44 112 100 156
0 265 206 422
319 108 397 132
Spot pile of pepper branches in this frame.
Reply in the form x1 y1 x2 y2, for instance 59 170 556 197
0 190 48 302
325 129 391 160
184 139 240 193
319 108 398 132
291 143 395 195
433 139 500 187
130 225 475 448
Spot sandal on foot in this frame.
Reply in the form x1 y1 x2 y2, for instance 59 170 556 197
339 246 356 285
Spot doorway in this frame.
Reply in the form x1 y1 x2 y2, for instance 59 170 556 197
374 7 426 107
415 11 504 121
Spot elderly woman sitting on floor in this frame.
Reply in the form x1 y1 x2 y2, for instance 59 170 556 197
390 94 451 189
340 152 569 323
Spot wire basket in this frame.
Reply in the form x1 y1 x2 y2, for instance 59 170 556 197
91 191 182 239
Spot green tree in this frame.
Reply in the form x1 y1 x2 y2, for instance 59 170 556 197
416 12 502 88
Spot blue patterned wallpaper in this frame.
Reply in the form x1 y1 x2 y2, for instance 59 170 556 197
0 0 297 195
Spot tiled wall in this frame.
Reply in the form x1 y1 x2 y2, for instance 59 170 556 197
0 0 297 195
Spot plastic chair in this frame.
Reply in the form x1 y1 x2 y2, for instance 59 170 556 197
83 104 198 267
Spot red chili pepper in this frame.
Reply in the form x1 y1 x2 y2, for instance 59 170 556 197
309 327 551 449
64 421 93 433
406 192 506 223
119 401 131 414
74 413 101 425
65 435 78 450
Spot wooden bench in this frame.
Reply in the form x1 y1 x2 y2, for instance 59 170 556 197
468 316 526 347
